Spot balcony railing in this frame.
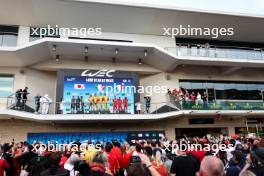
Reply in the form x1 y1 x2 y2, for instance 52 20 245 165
165 46 264 60
4 95 264 116
5 96 178 115
177 100 264 111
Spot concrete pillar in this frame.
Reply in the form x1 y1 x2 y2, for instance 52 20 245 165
228 126 236 135
165 127 175 140
17 26 30 46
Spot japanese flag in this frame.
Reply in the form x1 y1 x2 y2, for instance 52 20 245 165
74 84 85 89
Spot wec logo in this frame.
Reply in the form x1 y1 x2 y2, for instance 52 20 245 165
81 69 115 78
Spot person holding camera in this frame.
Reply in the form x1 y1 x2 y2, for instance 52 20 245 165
239 147 264 176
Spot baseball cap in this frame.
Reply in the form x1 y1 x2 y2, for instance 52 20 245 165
231 150 244 163
251 147 264 164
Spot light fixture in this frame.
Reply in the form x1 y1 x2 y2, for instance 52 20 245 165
55 54 60 62
84 46 88 53
138 58 142 65
52 45 56 52
84 56 88 62
115 48 119 55
112 57 116 63
144 50 148 57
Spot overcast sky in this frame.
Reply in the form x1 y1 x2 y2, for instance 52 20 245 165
99 0 264 16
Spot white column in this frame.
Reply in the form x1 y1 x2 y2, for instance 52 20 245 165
17 26 30 46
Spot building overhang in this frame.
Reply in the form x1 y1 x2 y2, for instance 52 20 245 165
0 0 264 43
1 108 264 124
2 38 264 71
0 38 177 72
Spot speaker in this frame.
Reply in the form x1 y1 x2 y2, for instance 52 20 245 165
165 74 171 80
19 69 25 74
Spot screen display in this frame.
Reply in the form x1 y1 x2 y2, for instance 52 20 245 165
63 76 135 114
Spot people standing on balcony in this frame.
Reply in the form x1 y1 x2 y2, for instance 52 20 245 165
135 101 142 114
34 94 41 114
98 93 103 113
88 95 93 113
185 91 190 101
93 94 98 112
70 96 75 114
145 96 151 114
187 43 191 56
80 96 84 113
22 87 29 110
202 91 208 103
113 96 118 113
59 98 64 114
40 94 52 114
197 44 201 56
15 89 22 110
76 96 81 113
123 97 129 113
190 92 196 103
117 97 122 113
104 94 109 113
205 43 210 57
196 92 203 105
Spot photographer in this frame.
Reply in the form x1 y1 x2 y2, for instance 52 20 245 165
144 97 151 114
127 151 161 176
22 87 29 110
239 147 264 176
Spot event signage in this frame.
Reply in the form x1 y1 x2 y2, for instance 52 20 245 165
81 69 116 78
63 70 135 114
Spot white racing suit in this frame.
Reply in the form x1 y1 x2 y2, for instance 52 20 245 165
40 95 52 114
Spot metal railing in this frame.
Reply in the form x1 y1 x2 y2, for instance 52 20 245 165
175 100 264 111
165 46 264 60
5 95 264 116
5 96 179 115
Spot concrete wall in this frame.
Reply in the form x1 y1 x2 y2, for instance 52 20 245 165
18 26 175 49
139 73 168 112
0 67 57 109
0 115 258 143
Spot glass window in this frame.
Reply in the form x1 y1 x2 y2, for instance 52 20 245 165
0 25 18 47
0 75 14 97
179 80 264 100
190 82 203 89
2 34 17 47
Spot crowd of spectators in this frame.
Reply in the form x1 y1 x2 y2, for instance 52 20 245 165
0 134 264 176
168 88 208 106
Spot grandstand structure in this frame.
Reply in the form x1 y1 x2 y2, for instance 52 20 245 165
0 0 264 143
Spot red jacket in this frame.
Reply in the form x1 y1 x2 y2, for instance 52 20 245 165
0 159 9 176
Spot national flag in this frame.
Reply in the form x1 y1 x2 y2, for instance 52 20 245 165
95 84 105 91
74 84 85 89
